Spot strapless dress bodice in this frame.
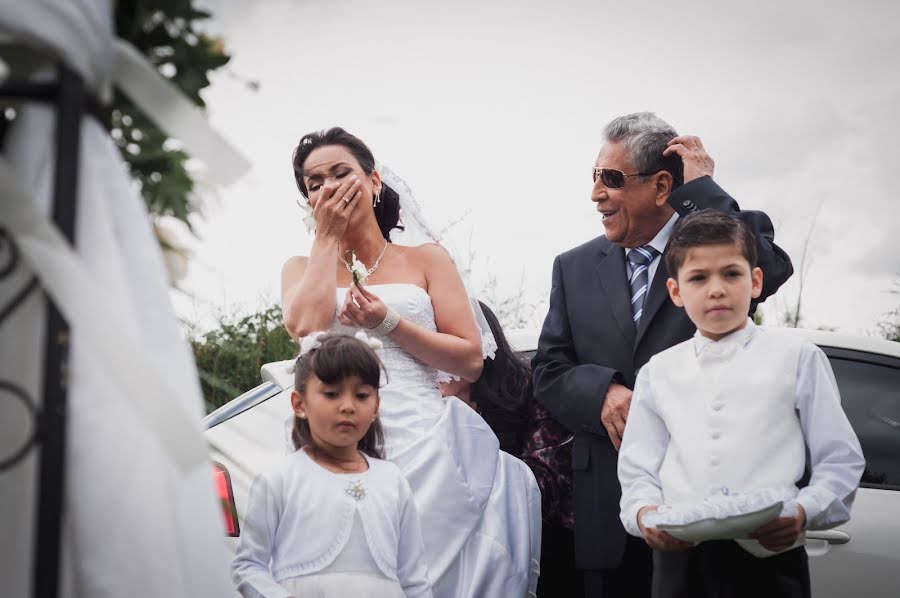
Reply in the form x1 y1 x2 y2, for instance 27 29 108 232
331 283 443 392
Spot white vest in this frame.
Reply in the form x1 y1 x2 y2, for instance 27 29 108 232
648 329 806 504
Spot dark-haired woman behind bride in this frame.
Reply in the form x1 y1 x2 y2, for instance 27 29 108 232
279 127 541 597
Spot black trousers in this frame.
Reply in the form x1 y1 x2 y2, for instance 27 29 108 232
537 523 583 598
582 534 653 598
652 541 811 598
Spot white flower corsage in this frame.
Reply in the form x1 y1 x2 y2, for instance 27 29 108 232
348 250 369 286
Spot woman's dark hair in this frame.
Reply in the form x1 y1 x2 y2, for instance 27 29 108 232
292 334 385 459
291 127 403 241
471 301 531 454
665 210 757 278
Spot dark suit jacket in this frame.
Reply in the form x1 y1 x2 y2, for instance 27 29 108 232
531 176 793 571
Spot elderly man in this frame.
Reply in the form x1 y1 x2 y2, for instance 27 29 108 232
532 112 793 597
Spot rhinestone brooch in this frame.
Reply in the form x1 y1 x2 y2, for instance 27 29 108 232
346 480 366 501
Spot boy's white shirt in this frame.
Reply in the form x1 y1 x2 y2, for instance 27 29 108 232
618 319 865 542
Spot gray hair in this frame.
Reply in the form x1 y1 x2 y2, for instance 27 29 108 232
602 112 683 188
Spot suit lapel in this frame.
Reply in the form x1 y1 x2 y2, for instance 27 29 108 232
594 242 636 347
635 254 672 348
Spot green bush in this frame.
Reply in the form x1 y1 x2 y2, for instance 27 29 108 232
191 304 297 413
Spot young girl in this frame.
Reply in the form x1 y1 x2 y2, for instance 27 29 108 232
232 332 433 598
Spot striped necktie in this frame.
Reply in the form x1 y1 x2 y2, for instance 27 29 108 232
628 245 660 324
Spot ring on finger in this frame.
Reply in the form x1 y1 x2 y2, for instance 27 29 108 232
343 195 352 204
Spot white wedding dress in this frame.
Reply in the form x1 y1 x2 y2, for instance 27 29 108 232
329 283 541 598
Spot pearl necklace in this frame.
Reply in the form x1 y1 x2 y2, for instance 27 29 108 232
338 239 389 279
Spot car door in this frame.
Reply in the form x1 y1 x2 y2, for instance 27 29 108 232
807 347 900 598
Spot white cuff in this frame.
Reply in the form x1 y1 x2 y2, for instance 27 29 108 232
797 486 852 530
621 499 656 537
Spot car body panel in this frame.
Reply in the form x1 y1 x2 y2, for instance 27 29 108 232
808 488 899 596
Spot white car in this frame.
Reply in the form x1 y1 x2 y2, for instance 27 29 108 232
204 328 900 597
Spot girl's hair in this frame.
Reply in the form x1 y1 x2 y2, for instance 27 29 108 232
471 301 531 453
291 127 404 241
292 334 385 459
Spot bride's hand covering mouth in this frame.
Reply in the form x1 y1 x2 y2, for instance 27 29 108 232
312 175 361 240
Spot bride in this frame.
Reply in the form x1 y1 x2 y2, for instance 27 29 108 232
281 127 541 597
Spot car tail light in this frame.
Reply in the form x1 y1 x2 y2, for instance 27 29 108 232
213 462 240 537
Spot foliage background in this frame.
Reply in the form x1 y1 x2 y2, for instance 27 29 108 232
114 1 283 412
191 305 296 413
112 0 232 229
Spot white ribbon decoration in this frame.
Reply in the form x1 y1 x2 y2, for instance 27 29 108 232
112 40 251 185
0 158 207 471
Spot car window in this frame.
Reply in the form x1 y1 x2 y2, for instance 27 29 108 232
828 355 900 489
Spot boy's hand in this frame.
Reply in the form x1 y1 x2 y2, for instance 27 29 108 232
749 504 806 552
638 506 693 551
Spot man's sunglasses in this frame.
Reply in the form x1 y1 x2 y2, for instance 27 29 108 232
592 167 661 189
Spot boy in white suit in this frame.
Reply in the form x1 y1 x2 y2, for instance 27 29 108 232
617 210 864 598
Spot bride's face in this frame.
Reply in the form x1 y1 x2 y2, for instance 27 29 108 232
302 145 380 212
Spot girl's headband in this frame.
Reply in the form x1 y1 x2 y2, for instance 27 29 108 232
287 331 385 374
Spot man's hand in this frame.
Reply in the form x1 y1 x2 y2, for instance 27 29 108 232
749 504 807 552
600 383 632 450
638 506 693 551
663 135 714 183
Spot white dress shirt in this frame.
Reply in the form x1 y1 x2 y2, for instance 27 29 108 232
618 321 865 540
232 448 432 598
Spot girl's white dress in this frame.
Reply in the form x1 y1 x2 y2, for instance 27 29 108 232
326 284 542 598
232 448 432 598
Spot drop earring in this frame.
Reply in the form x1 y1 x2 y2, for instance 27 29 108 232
372 187 382 208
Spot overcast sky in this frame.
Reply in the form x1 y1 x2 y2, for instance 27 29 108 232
175 0 900 336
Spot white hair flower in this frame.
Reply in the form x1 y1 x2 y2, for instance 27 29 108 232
354 330 384 351
286 331 382 374
298 331 327 358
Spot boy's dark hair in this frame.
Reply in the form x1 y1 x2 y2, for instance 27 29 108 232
665 210 757 277
292 334 385 459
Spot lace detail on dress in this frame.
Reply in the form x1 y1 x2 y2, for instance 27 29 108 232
480 330 498 360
